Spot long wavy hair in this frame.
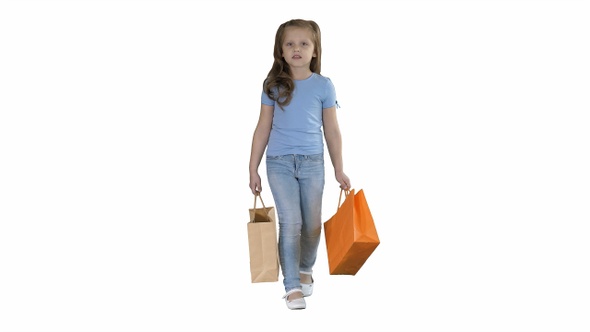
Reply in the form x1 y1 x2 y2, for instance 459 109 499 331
263 19 322 110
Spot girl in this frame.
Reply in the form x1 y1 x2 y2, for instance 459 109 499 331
249 19 350 310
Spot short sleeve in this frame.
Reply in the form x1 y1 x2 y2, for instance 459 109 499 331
261 90 275 106
323 78 337 109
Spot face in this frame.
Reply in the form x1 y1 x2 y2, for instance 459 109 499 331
281 27 316 70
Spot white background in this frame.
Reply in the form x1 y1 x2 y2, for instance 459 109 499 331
1 0 589 331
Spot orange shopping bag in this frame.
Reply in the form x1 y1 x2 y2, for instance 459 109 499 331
323 189 380 275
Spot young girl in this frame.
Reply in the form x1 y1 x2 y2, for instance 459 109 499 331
248 19 351 310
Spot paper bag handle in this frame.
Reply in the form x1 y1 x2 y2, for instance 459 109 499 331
252 192 272 222
336 189 351 212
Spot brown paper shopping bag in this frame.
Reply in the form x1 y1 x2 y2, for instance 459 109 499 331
247 192 279 283
323 189 380 275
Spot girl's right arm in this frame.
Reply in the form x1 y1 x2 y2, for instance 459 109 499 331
249 103 274 194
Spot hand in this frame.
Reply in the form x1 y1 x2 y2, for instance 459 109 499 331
335 171 351 191
249 173 262 195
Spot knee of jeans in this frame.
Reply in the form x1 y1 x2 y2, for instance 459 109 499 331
279 221 302 236
301 226 321 238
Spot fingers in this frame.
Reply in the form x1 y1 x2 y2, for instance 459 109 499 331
339 179 350 190
250 173 262 195
338 175 351 191
250 183 262 195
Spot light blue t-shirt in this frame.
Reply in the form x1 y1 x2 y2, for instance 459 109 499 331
261 73 337 156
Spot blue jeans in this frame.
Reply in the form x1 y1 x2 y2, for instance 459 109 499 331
266 153 325 292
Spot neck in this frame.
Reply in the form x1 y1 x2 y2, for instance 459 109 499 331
291 68 313 80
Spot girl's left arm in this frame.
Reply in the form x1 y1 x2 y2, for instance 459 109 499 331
323 106 351 190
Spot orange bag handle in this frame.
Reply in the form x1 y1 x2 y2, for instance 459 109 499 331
336 188 351 212
252 192 272 222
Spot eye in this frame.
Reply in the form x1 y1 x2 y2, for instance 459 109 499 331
285 42 293 46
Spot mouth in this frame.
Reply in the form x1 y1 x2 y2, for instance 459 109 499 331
292 55 302 59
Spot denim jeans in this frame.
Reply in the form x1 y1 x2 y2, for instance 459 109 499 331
266 153 325 292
